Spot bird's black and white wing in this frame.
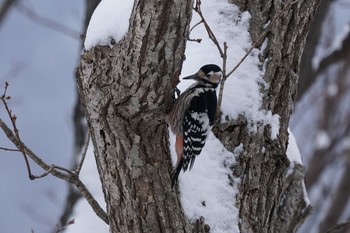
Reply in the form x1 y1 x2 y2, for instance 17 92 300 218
182 93 211 171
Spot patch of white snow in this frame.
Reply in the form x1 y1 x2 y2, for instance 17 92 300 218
84 0 133 50
180 0 280 140
170 132 240 233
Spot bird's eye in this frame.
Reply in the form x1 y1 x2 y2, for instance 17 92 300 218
206 74 211 77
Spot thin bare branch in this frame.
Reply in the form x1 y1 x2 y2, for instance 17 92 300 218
15 2 80 40
54 219 75 233
188 19 204 43
193 0 224 58
188 38 202 43
189 20 203 33
227 0 299 78
75 131 90 175
35 165 56 179
192 0 300 123
0 146 20 152
0 0 17 27
316 30 350 76
216 42 228 121
1 82 34 179
0 116 109 224
0 83 109 224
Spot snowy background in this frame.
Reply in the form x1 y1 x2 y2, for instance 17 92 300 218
1 0 350 232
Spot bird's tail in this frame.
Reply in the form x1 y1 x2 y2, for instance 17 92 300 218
171 159 184 187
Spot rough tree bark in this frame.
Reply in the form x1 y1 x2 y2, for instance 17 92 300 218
78 0 320 232
78 0 193 232
213 0 320 232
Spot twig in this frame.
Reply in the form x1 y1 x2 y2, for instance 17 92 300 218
216 42 228 120
34 164 56 179
1 82 34 179
189 20 203 33
193 0 224 58
226 0 299 78
0 83 109 224
0 146 21 152
188 20 204 43
192 0 300 122
0 116 109 224
15 2 80 40
0 0 17 26
188 38 202 43
192 0 227 119
75 131 90 175
55 219 75 233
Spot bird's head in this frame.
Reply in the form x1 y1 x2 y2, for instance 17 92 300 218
183 64 222 86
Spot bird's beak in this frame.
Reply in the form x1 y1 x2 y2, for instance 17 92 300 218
182 74 199 81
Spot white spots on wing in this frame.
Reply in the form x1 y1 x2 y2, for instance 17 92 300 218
190 112 210 131
190 137 202 142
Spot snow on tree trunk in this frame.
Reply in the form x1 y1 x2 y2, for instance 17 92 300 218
213 0 320 232
78 0 193 232
78 0 321 232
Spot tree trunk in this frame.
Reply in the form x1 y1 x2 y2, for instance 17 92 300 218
78 0 193 232
213 0 320 232
78 0 320 232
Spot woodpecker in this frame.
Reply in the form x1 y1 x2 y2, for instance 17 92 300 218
167 64 222 186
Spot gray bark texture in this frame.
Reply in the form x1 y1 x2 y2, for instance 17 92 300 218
78 0 320 232
213 0 320 232
78 0 193 232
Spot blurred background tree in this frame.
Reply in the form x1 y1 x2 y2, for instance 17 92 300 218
291 1 350 232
